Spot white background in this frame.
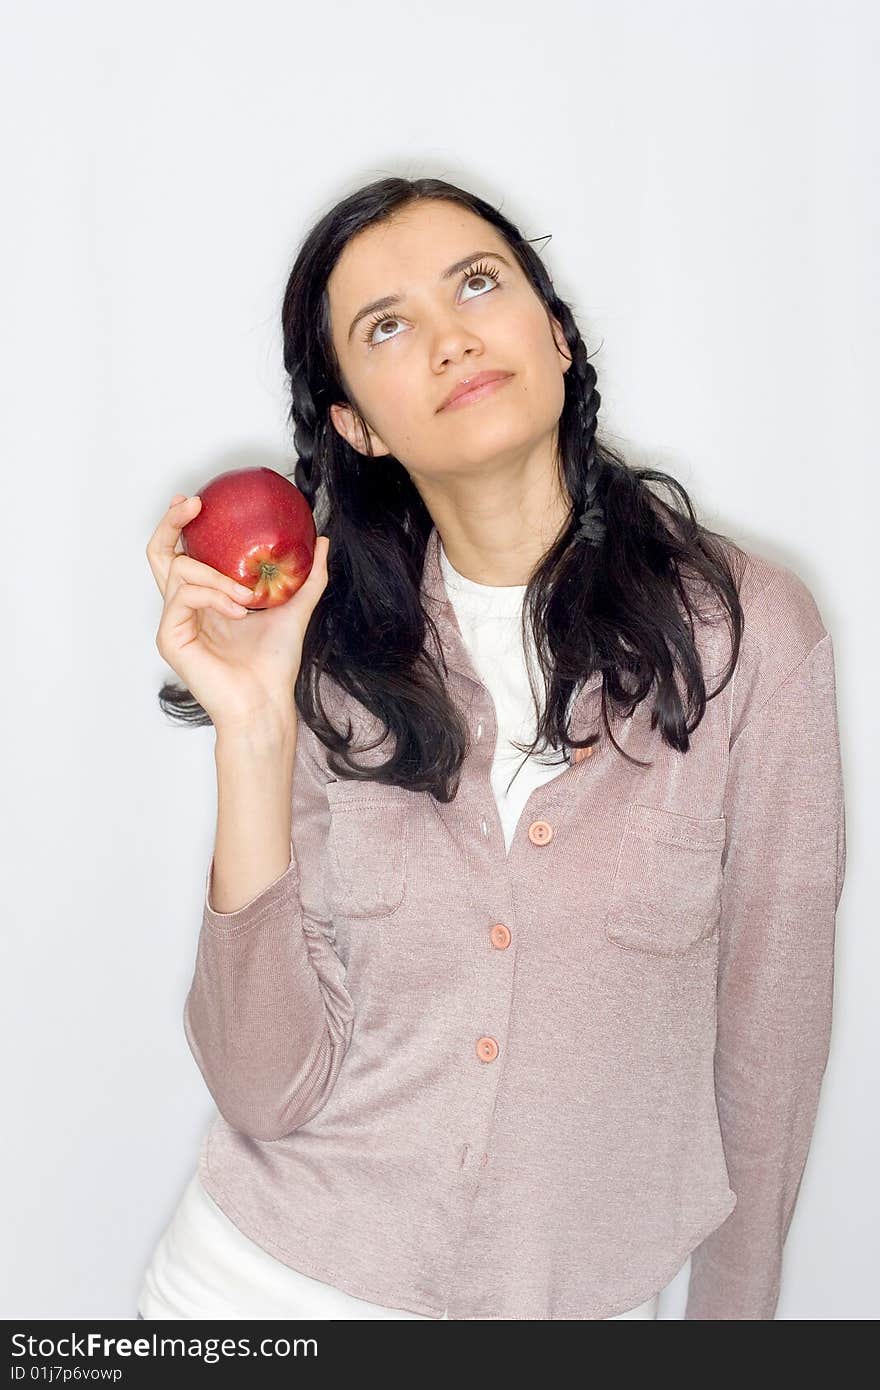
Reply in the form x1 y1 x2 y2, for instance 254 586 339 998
2 0 875 1319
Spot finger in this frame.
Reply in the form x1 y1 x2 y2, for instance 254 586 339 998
299 536 330 593
160 582 249 635
167 552 255 605
145 495 203 598
315 536 331 585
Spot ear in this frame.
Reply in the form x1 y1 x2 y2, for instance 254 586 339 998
550 313 572 374
329 400 391 458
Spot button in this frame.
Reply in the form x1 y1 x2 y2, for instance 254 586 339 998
572 745 595 764
528 820 553 845
476 1036 499 1062
476 721 483 740
490 923 511 949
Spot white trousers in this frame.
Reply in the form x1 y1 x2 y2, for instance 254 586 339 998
137 1171 659 1320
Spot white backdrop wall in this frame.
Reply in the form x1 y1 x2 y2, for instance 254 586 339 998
2 0 875 1319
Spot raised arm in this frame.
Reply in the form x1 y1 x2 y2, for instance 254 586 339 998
183 718 355 1142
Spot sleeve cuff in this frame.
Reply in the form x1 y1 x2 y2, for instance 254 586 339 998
202 839 300 934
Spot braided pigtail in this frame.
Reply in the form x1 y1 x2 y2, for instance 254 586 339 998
572 363 606 546
545 294 608 549
288 364 324 509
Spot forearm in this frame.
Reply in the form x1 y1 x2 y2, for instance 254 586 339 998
183 713 355 1142
210 717 298 913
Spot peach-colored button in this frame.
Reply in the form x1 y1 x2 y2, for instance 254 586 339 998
490 923 511 949
572 745 595 763
528 820 553 845
476 1036 499 1062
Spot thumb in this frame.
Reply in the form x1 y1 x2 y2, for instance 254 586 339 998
295 535 331 610
312 535 330 591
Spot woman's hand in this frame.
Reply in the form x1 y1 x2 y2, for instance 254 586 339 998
147 493 329 736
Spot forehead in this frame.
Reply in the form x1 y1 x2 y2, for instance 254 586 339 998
327 201 508 314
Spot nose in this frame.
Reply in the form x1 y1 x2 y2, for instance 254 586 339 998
430 317 485 373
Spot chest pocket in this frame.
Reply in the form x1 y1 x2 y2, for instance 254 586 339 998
324 780 411 920
604 802 726 956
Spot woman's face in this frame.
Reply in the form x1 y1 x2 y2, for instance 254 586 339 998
326 200 572 482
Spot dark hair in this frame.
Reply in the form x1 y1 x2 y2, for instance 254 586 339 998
159 175 747 803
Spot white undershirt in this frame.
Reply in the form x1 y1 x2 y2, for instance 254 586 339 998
137 539 660 1321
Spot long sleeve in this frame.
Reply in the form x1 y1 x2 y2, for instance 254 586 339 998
685 631 847 1318
182 721 355 1143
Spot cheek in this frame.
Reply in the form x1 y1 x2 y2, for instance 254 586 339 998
358 368 417 434
516 333 567 420
373 387 427 455
512 305 565 371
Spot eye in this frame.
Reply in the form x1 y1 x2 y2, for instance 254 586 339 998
458 260 502 302
362 259 502 348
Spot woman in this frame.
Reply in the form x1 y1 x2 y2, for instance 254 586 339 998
139 176 846 1320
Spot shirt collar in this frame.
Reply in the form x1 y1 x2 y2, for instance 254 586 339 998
418 523 604 710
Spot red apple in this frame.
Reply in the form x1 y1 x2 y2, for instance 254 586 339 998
180 466 317 610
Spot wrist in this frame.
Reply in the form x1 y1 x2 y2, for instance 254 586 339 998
214 706 298 754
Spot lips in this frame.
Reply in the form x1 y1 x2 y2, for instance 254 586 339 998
439 370 513 412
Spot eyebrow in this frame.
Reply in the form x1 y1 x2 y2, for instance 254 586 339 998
346 249 514 344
